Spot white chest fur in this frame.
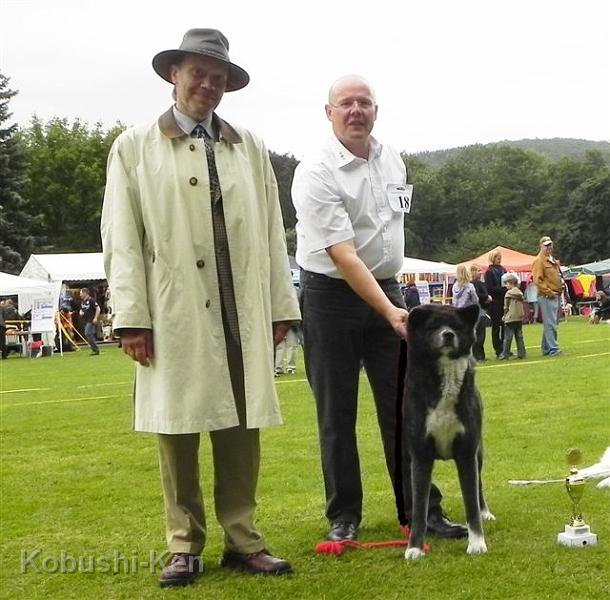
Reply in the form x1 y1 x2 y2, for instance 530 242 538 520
425 356 468 458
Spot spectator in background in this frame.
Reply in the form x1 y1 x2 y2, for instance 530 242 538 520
2 299 22 323
0 300 6 359
591 290 610 324
470 264 491 362
79 288 100 356
402 281 421 311
524 274 539 323
452 265 479 308
500 274 526 360
274 323 300 375
484 249 507 358
532 236 563 356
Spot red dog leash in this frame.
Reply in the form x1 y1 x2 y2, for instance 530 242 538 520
315 526 430 555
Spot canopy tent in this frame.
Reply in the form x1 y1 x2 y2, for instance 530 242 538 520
398 256 457 275
563 259 610 279
459 246 537 273
398 257 458 303
20 252 106 282
0 272 62 315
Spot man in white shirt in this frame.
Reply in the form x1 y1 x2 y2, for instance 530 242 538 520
292 74 467 543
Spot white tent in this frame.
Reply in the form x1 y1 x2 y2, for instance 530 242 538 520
398 257 457 303
398 256 457 275
20 252 106 282
0 272 61 315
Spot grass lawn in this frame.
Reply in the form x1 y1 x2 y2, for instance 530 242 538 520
1 317 609 599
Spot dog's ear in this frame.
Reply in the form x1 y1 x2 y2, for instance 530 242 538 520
407 305 431 330
458 304 480 329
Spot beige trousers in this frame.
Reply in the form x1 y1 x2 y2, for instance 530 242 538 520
157 326 265 555
158 427 264 555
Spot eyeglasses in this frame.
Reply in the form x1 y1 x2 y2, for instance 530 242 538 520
329 99 375 110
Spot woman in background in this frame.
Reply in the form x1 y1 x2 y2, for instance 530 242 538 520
484 249 507 358
470 264 491 362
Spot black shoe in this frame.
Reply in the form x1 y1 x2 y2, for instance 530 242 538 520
159 553 203 588
221 549 292 575
327 521 358 542
426 511 468 539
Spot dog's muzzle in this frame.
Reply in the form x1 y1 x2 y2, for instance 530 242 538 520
439 328 457 349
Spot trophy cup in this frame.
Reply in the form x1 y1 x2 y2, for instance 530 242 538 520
557 448 598 547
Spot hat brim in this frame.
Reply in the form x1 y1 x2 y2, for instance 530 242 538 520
152 49 249 92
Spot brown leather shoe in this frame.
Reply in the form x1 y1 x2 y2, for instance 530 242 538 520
220 549 292 575
159 553 203 588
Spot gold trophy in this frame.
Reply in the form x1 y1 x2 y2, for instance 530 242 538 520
557 448 597 547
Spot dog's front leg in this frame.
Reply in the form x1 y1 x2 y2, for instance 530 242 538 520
405 455 433 560
456 454 487 555
477 445 495 521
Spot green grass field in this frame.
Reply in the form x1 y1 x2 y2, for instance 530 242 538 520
1 318 609 599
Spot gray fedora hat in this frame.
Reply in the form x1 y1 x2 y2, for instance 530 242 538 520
152 28 249 92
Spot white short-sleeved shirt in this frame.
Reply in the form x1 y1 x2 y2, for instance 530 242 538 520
292 134 407 279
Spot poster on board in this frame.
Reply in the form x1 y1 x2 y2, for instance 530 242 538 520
30 292 56 333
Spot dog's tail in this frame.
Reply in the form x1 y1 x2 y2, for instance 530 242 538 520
394 339 408 526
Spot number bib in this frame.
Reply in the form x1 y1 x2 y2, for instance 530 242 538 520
386 183 413 213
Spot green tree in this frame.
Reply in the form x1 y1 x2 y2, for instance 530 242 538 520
0 73 38 274
19 117 124 253
439 220 538 264
534 151 610 264
269 151 299 230
557 159 610 264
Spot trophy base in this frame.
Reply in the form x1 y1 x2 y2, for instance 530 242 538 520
557 524 598 547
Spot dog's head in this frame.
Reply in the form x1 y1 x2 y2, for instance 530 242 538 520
407 304 479 359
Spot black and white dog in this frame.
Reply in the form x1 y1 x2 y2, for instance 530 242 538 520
403 304 495 560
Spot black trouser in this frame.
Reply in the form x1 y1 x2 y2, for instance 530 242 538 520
300 270 442 525
0 326 6 359
488 298 505 356
472 315 487 361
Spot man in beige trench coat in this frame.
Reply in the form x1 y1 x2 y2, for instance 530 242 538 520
101 28 300 588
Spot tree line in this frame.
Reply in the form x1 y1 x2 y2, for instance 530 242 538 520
1 72 609 275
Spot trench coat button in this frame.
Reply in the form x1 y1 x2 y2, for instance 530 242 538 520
189 144 196 151
196 259 205 268
205 300 211 308
189 177 198 186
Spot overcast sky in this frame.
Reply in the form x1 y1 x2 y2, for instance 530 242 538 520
1 0 608 157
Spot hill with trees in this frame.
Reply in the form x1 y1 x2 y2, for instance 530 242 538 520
408 138 610 169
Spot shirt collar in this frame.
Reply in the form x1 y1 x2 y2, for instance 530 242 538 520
328 133 382 168
172 105 215 139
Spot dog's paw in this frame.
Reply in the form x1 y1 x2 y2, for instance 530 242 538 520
597 477 610 489
466 535 488 555
481 508 496 521
405 547 426 561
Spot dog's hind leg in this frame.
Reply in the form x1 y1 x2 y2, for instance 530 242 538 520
477 445 495 521
456 453 487 555
405 456 433 560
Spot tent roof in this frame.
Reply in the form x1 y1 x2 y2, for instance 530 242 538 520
399 256 457 275
564 258 610 277
459 246 537 272
1 272 62 314
0 272 56 295
20 252 106 282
